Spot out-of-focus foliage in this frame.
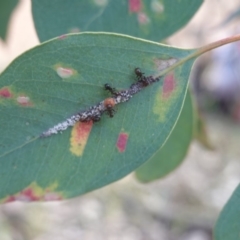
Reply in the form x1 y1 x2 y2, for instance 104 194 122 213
31 0 203 42
0 0 18 40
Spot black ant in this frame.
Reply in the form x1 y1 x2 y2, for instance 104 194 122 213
135 67 150 86
134 67 145 80
104 83 117 95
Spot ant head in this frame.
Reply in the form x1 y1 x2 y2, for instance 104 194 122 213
135 67 143 77
104 83 111 89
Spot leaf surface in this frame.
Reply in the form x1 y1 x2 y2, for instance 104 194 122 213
135 90 193 182
214 184 240 240
0 33 195 202
31 0 203 42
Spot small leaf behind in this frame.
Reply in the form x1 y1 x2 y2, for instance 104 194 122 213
31 0 203 42
0 0 18 40
135 90 194 182
214 184 240 240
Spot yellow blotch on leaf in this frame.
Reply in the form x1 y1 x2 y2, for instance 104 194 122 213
153 72 180 122
0 181 60 203
70 121 93 156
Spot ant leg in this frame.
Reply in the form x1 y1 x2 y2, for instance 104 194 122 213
92 114 101 122
109 108 115 118
105 104 116 118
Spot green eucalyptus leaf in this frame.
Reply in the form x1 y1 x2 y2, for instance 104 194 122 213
214 184 240 240
31 0 203 42
0 33 196 202
135 90 194 182
0 0 18 40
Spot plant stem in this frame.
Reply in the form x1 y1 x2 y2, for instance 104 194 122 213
157 34 240 78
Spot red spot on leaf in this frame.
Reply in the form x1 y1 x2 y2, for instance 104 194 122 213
116 132 129 152
162 73 175 98
17 188 40 201
1 182 62 203
5 188 40 202
129 0 142 12
0 87 12 98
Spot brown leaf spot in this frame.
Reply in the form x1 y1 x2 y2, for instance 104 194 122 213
116 132 129 153
70 121 93 156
